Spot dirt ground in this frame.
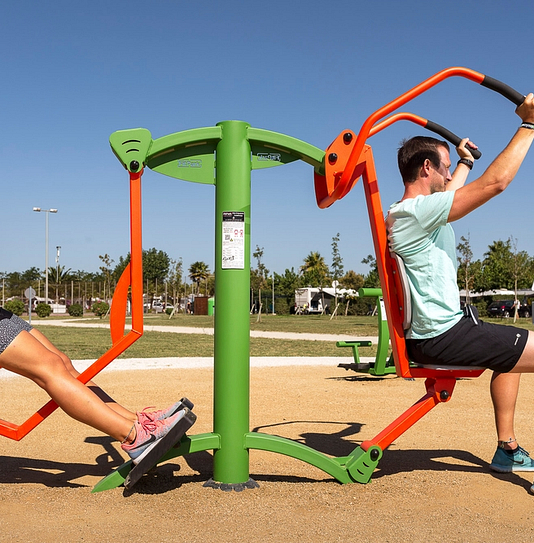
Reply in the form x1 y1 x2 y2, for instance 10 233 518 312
1 363 534 542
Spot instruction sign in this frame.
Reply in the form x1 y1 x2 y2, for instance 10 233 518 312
222 211 245 269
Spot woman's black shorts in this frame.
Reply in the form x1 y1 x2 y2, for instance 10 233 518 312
406 306 528 373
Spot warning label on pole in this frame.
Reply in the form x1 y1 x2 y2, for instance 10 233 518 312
222 211 245 269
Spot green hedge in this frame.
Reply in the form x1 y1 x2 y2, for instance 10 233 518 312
91 301 109 318
67 303 83 317
4 299 24 316
35 303 52 318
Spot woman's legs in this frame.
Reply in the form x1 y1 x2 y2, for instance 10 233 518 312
28 328 136 423
0 330 135 442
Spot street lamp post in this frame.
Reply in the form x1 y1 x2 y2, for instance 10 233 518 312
56 246 61 305
33 207 58 306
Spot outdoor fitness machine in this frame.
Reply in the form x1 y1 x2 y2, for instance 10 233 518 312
2 67 520 489
94 67 527 492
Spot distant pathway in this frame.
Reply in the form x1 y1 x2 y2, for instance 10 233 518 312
32 319 379 344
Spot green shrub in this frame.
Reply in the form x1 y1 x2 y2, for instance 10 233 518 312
92 301 109 318
473 300 488 318
165 307 173 315
274 299 290 315
67 303 83 317
4 299 25 316
35 303 52 318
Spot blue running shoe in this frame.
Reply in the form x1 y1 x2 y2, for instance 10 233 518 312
490 445 534 473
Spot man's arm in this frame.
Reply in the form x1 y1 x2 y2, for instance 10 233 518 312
448 93 534 222
447 138 477 192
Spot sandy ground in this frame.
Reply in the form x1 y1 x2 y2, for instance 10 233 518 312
1 362 534 542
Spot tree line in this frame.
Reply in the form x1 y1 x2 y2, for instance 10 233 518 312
2 234 531 315
457 235 534 297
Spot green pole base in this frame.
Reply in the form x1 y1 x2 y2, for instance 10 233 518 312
245 432 355 484
203 478 259 492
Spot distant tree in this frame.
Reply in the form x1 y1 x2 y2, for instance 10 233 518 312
113 253 130 283
48 264 72 304
99 253 114 302
361 254 380 288
341 270 364 291
509 236 534 306
481 239 515 291
330 234 344 280
251 245 269 319
457 234 482 303
330 233 344 311
167 258 183 316
274 268 301 314
111 248 171 301
300 251 329 287
5 268 42 298
189 261 210 294
143 248 171 298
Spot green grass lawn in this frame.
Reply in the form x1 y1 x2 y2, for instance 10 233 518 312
78 313 382 336
28 313 382 359
30 312 534 360
31 325 376 360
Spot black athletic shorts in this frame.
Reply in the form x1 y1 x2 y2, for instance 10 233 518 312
406 306 528 373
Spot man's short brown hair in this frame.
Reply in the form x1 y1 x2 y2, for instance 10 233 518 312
397 136 450 183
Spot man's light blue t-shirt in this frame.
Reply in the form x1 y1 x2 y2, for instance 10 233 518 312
387 191 463 339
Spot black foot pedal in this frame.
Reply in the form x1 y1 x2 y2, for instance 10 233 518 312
124 408 197 490
178 397 194 411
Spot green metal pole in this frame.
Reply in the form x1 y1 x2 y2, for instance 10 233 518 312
212 121 251 484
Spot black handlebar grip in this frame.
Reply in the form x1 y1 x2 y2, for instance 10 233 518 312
426 120 482 160
481 76 525 107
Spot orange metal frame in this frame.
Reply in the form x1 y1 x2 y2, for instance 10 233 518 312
315 68 487 454
315 67 485 209
0 170 145 441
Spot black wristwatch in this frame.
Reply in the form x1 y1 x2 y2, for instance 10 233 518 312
457 158 473 170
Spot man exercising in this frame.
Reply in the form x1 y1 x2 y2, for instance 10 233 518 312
386 93 534 478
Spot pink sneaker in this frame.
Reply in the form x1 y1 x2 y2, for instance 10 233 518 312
121 410 187 465
137 398 194 423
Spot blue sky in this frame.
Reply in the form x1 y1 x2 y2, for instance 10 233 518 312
2 0 534 280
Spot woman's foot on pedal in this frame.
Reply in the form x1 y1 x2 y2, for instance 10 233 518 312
121 410 188 465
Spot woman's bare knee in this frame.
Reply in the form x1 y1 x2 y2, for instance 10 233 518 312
29 328 79 377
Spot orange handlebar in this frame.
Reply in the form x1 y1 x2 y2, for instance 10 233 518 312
316 67 485 208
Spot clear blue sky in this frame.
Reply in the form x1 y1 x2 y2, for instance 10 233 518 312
2 0 534 280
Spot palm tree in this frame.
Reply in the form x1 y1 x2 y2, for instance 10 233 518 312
48 264 72 305
300 251 329 287
188 261 210 294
